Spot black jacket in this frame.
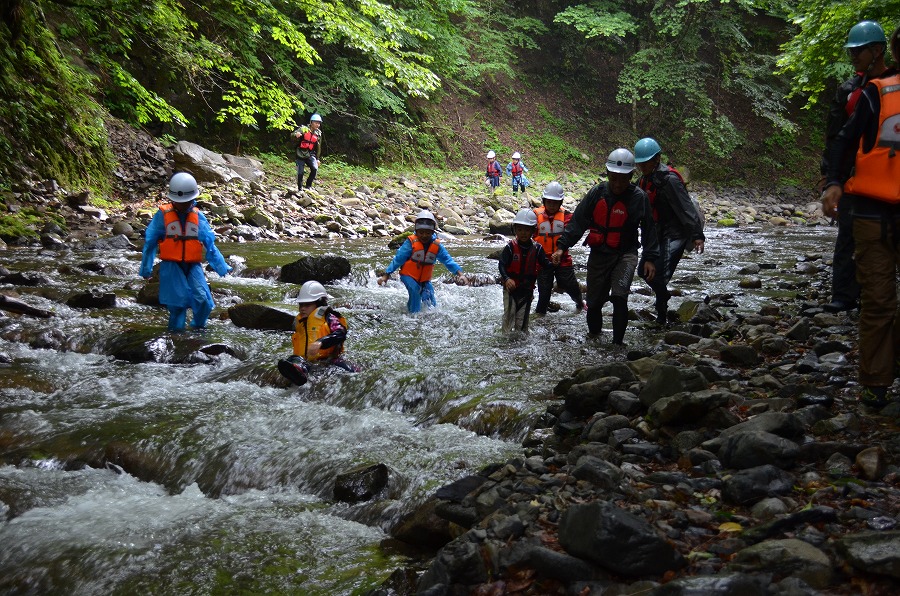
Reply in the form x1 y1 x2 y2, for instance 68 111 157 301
557 182 659 262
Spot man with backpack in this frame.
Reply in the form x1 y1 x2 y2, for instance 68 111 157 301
634 137 705 325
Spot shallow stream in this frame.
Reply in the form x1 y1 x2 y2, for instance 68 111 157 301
0 225 836 594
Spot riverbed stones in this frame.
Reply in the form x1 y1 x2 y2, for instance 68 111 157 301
227 303 295 331
278 254 352 284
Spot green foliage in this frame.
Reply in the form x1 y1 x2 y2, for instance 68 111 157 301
0 4 114 189
778 0 900 108
554 2 638 40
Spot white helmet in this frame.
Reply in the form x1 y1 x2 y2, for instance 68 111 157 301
486 150 496 159
298 280 329 304
309 113 323 123
415 209 437 230
511 152 521 159
168 172 199 203
606 148 635 174
542 181 565 202
512 208 538 228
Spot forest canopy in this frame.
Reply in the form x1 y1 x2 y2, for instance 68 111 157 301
0 0 897 188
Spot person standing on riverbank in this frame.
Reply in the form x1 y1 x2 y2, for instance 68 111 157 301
552 149 658 345
139 172 232 332
634 137 705 325
278 281 358 386
505 152 529 197
820 21 889 313
485 151 502 195
821 25 900 408
378 210 467 313
293 113 323 191
499 209 552 333
533 181 584 315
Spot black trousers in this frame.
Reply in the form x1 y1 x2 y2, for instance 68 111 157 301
535 265 583 313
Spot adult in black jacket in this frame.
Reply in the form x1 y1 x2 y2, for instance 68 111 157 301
820 20 889 313
552 148 659 345
634 137 705 324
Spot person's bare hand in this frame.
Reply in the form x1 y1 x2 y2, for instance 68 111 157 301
504 279 517 291
821 185 841 219
693 239 705 254
643 261 656 282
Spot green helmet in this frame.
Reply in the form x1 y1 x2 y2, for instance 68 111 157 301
634 138 662 164
845 21 886 48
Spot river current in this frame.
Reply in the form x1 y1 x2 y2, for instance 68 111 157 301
0 225 836 594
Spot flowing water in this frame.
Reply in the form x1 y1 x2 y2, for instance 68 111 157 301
0 224 836 594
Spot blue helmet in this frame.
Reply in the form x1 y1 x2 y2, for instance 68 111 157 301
634 138 662 163
844 21 886 48
310 113 323 123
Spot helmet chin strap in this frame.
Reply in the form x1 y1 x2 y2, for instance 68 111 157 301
864 46 884 73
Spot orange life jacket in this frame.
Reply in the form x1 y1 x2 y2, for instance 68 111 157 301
510 161 524 176
639 165 686 222
586 197 629 249
486 161 502 178
505 240 540 290
298 129 319 151
399 236 441 282
292 306 347 361
844 74 900 203
158 203 203 263
534 208 566 255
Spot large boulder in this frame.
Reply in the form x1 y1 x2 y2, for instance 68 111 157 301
173 141 243 184
279 255 352 285
227 303 295 331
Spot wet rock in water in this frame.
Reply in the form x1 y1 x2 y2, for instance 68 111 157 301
80 234 136 251
739 276 762 289
279 254 352 284
227 303 294 331
105 332 176 363
0 271 53 287
0 294 54 318
334 463 390 503
390 497 454 551
66 289 117 309
135 282 160 305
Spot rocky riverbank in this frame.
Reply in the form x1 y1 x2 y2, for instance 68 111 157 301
0 123 828 250
368 292 900 594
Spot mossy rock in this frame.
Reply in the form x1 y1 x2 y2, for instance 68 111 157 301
717 218 738 227
388 231 413 250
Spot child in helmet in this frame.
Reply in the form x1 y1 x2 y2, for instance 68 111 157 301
139 172 232 332
277 280 357 386
499 209 552 333
484 150 502 194
533 181 585 315
505 152 530 196
378 210 467 313
292 113 323 190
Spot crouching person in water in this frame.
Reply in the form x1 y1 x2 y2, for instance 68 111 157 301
378 210 467 313
278 281 358 386
140 172 232 332
499 209 552 333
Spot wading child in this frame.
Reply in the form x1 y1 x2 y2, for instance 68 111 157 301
499 209 552 333
139 172 232 331
506 152 530 197
485 150 502 195
378 210 467 312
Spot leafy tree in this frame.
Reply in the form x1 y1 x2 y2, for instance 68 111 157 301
777 0 900 108
554 0 793 158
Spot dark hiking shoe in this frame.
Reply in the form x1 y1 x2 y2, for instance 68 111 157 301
859 386 889 408
822 300 857 313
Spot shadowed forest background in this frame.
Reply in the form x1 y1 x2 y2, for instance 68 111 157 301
0 0 898 194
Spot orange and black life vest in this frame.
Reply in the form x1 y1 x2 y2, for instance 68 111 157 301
505 240 540 290
292 306 347 361
510 161 524 176
585 196 629 249
158 203 203 263
534 208 565 255
399 236 441 282
844 74 900 203
486 161 502 178
639 165 685 222
298 129 319 151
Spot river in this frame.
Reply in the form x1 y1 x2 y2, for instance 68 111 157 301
0 224 836 594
